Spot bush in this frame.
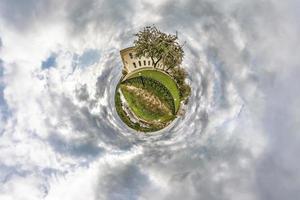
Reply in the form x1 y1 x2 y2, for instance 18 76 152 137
170 67 191 101
179 83 191 100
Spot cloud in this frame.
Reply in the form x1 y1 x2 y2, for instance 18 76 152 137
0 0 58 31
0 0 299 199
96 164 149 200
256 67 300 200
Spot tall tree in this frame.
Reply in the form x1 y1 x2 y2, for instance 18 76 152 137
133 26 184 70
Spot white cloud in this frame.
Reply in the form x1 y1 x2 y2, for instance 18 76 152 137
0 0 299 199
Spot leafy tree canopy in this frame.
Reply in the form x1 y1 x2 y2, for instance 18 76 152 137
134 26 184 70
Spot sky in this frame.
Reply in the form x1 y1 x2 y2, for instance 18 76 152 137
0 0 300 199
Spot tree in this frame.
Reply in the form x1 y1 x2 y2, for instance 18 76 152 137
133 26 184 70
171 67 191 101
179 83 191 101
171 67 186 85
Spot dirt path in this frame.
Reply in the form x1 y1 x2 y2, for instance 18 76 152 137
122 85 172 116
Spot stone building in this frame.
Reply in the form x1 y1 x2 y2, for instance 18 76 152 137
120 47 164 73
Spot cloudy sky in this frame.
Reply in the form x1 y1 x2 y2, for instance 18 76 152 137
0 0 300 199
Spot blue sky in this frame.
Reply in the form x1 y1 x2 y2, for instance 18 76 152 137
42 53 57 69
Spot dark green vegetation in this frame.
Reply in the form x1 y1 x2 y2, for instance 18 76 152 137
115 69 180 132
115 90 162 132
170 67 191 102
125 68 180 111
122 78 174 121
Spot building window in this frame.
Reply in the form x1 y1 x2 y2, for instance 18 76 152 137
144 60 146 65
148 61 150 65
129 53 133 59
138 61 141 66
133 62 136 68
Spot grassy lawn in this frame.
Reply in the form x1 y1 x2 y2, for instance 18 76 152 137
114 90 161 132
120 84 174 123
115 69 181 132
124 69 180 112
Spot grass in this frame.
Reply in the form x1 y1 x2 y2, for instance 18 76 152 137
123 76 175 113
115 69 181 132
120 78 175 123
114 89 161 132
124 69 180 112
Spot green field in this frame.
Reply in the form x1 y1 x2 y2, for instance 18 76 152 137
115 69 180 132
120 77 175 123
114 89 161 132
124 69 180 112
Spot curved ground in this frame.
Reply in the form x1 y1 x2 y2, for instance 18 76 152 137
121 80 174 123
123 68 180 112
115 69 181 132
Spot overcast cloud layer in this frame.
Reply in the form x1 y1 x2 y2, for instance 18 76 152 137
0 0 300 199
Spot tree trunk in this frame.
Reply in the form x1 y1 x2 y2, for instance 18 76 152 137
166 66 173 72
151 57 155 68
153 56 162 68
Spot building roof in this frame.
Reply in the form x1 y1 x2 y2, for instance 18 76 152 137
120 46 134 55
